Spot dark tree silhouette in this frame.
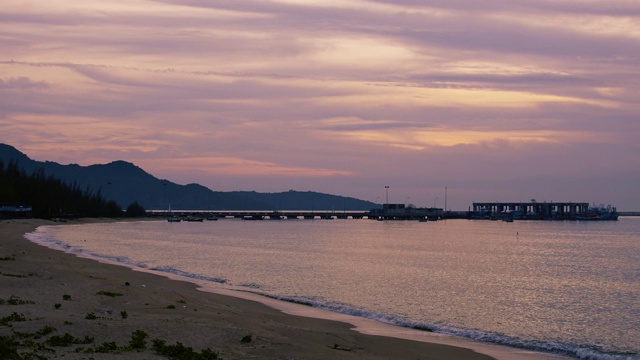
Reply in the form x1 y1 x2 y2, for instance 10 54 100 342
0 160 123 218
125 201 146 217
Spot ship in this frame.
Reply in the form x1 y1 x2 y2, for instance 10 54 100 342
577 204 619 221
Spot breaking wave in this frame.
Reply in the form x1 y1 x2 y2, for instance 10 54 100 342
24 228 147 268
150 266 227 284
259 294 639 360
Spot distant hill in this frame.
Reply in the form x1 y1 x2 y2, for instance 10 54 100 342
0 143 379 211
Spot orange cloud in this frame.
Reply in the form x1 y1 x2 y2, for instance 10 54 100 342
142 156 353 178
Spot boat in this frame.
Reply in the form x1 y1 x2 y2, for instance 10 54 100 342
166 203 181 222
185 216 204 222
577 205 619 221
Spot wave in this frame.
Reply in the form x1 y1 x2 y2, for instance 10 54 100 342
24 229 148 269
150 266 227 284
25 229 228 284
259 294 639 360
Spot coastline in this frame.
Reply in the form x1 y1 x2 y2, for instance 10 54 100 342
2 218 568 359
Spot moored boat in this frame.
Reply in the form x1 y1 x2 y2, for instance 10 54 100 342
185 216 204 222
577 205 619 221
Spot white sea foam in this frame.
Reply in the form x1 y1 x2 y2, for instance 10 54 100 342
150 266 226 284
25 228 148 269
258 293 639 360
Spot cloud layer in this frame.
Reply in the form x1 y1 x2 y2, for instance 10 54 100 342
1 0 639 209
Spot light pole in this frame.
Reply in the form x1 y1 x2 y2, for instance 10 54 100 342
445 187 447 212
385 186 389 205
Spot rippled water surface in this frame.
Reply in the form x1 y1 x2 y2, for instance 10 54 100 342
29 218 640 359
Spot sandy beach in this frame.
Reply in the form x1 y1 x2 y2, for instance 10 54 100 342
1 219 567 359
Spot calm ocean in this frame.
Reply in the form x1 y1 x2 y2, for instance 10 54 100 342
27 218 640 359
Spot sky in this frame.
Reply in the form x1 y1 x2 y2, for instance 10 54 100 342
1 0 639 210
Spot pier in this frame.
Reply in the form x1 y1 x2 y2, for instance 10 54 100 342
150 209 446 221
148 201 620 221
149 204 448 221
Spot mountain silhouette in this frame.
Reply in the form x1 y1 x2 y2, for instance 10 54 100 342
0 143 378 211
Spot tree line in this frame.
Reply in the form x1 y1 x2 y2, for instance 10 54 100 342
0 160 145 218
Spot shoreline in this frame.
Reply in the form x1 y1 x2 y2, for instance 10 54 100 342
3 218 568 359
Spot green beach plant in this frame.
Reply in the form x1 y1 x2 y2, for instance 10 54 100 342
47 333 94 347
151 339 220 359
37 325 56 336
96 291 123 297
128 330 148 350
6 295 35 305
240 335 252 343
46 333 76 347
0 335 20 358
94 341 118 353
0 312 27 326
1 272 32 278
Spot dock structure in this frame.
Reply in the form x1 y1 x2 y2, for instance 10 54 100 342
150 210 371 220
148 201 620 221
149 204 445 221
472 201 589 220
369 204 444 220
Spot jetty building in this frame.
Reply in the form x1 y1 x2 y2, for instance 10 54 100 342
471 201 610 220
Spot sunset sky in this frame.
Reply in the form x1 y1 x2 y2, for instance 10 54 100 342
1 1 639 210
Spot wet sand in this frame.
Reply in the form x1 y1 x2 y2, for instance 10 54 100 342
1 219 567 359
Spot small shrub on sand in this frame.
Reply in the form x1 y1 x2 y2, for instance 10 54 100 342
240 335 252 343
5 296 34 305
62 294 71 301
46 333 76 347
0 336 20 358
85 312 97 320
0 312 27 325
94 341 118 353
37 325 56 336
129 330 148 350
96 291 123 297
152 339 221 359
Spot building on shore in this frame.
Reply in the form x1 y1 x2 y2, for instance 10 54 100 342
471 200 618 220
0 203 32 219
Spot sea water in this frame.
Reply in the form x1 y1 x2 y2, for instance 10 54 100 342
26 218 640 359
